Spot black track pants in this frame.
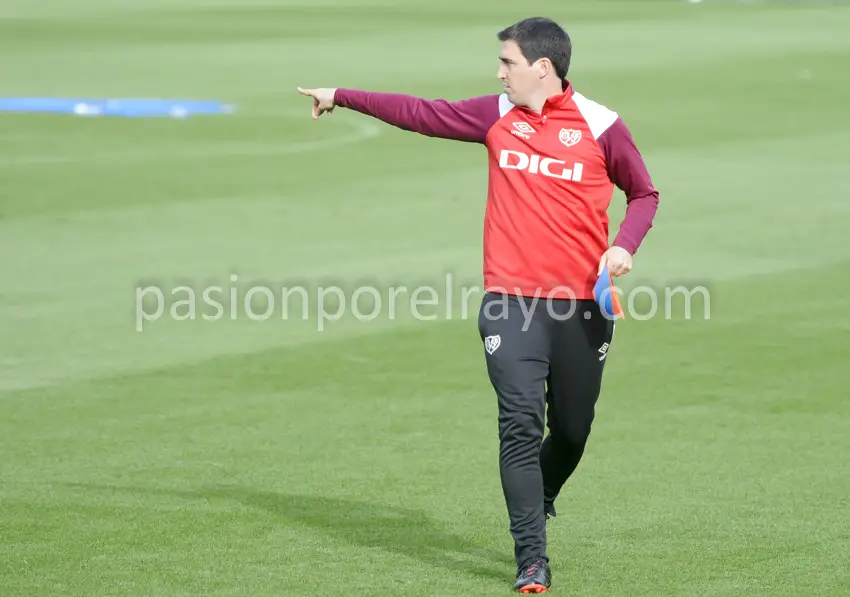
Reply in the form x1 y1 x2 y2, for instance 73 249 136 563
477 291 614 569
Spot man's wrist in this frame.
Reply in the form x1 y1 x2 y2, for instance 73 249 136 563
611 241 634 255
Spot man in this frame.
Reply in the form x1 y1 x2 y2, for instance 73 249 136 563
298 16 658 594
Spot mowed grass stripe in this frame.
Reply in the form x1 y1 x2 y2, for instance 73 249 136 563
2 125 848 389
2 263 849 596
2 8 850 95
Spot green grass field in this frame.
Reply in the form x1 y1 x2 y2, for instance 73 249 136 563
2 1 850 595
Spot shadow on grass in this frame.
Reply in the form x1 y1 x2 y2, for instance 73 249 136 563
62 482 515 584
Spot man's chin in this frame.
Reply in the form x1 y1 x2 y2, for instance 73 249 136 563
504 89 528 106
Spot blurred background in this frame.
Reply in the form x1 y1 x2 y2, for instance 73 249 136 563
1 1 848 596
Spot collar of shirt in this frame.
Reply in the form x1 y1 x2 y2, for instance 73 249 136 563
543 80 574 112
516 80 574 123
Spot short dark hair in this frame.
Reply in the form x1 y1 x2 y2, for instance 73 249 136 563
497 17 572 80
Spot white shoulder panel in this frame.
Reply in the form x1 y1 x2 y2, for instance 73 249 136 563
498 93 515 118
572 91 619 139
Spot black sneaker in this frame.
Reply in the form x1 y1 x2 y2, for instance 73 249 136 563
514 558 551 593
544 500 556 520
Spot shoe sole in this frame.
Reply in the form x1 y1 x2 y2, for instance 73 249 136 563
518 584 548 593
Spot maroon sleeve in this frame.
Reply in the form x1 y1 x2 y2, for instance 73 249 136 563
597 118 659 254
333 89 500 144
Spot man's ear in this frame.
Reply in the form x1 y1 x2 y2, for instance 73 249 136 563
537 58 552 79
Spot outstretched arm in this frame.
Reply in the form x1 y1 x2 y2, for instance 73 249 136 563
297 87 501 144
596 118 660 275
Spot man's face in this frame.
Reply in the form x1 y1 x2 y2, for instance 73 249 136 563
497 40 539 107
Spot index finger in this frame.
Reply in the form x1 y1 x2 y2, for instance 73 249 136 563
297 87 314 97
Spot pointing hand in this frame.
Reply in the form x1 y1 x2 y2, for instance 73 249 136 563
297 87 337 120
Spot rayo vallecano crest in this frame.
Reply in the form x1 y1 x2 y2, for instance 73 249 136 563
559 128 582 147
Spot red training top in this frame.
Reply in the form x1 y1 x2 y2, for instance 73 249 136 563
334 81 659 300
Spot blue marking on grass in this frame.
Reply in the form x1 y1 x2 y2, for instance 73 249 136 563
0 98 236 118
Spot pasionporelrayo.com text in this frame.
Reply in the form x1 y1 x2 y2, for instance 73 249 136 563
134 273 710 332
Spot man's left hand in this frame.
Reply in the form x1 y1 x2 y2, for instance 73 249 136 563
598 246 633 277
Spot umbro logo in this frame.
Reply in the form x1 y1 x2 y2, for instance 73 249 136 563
511 122 536 140
513 122 535 134
598 342 609 361
484 335 501 354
